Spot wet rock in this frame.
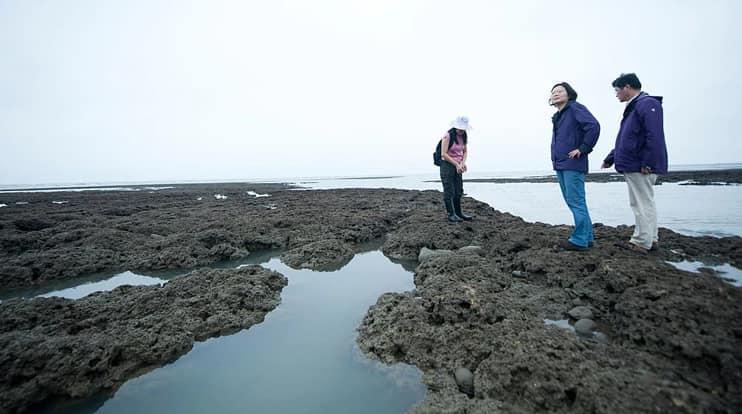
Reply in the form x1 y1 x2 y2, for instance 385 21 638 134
281 238 354 270
458 245 483 255
593 332 610 344
454 367 474 397
2 183 742 412
103 207 134 216
573 319 595 336
209 243 249 261
360 225 742 413
0 186 418 289
0 266 287 413
418 247 454 263
13 218 54 232
567 306 594 320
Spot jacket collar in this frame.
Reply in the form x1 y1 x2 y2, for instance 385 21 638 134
623 92 647 119
552 100 574 123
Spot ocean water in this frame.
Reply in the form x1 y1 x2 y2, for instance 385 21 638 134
2 165 740 239
292 170 742 238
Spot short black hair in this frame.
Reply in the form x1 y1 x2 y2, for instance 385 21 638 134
551 82 578 101
612 73 642 89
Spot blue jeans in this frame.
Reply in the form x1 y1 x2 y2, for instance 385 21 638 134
556 170 594 247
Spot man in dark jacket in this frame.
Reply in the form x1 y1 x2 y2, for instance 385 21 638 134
550 82 600 250
602 73 668 252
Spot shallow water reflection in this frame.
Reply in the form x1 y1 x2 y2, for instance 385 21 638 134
37 272 165 300
666 260 742 287
64 250 425 414
0 270 172 302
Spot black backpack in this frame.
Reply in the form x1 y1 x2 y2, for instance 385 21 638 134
433 136 455 166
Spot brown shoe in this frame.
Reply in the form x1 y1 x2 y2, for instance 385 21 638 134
559 239 588 251
631 242 650 253
615 241 649 254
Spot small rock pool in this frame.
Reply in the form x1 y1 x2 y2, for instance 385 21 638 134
30 246 426 414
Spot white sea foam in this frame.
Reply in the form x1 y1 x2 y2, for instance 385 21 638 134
52 200 68 204
214 194 228 200
247 191 271 198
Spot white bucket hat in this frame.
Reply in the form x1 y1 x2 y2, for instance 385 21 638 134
450 116 473 131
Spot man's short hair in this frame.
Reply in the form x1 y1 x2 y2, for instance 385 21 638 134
612 73 642 89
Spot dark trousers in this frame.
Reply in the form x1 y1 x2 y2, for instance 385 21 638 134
440 161 463 209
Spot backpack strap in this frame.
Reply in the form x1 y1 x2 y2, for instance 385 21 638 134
442 134 457 149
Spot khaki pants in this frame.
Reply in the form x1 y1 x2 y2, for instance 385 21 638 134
624 173 659 249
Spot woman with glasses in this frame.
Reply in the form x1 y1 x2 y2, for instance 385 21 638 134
550 82 600 250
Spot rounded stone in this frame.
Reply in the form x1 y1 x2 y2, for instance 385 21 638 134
574 319 596 336
418 247 454 263
568 306 594 320
454 367 474 397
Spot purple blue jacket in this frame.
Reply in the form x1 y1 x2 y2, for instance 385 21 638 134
551 101 600 173
604 92 668 174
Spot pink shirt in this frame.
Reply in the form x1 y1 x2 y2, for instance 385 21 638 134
443 134 466 164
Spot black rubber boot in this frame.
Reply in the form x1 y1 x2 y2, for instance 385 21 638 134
454 197 473 221
445 199 463 222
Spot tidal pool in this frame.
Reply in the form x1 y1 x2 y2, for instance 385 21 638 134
666 260 742 287
47 248 425 414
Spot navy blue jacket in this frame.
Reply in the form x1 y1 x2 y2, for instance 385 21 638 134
604 93 668 174
551 101 600 173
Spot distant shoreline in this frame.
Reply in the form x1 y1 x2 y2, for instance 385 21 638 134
0 182 296 194
3 164 741 192
457 168 742 185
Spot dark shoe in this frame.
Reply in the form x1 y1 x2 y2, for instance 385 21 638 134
559 239 588 251
588 241 594 248
444 199 461 222
453 198 474 221
650 242 659 251
458 212 473 221
629 242 650 254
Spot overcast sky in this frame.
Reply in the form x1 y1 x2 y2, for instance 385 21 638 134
1 0 741 185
